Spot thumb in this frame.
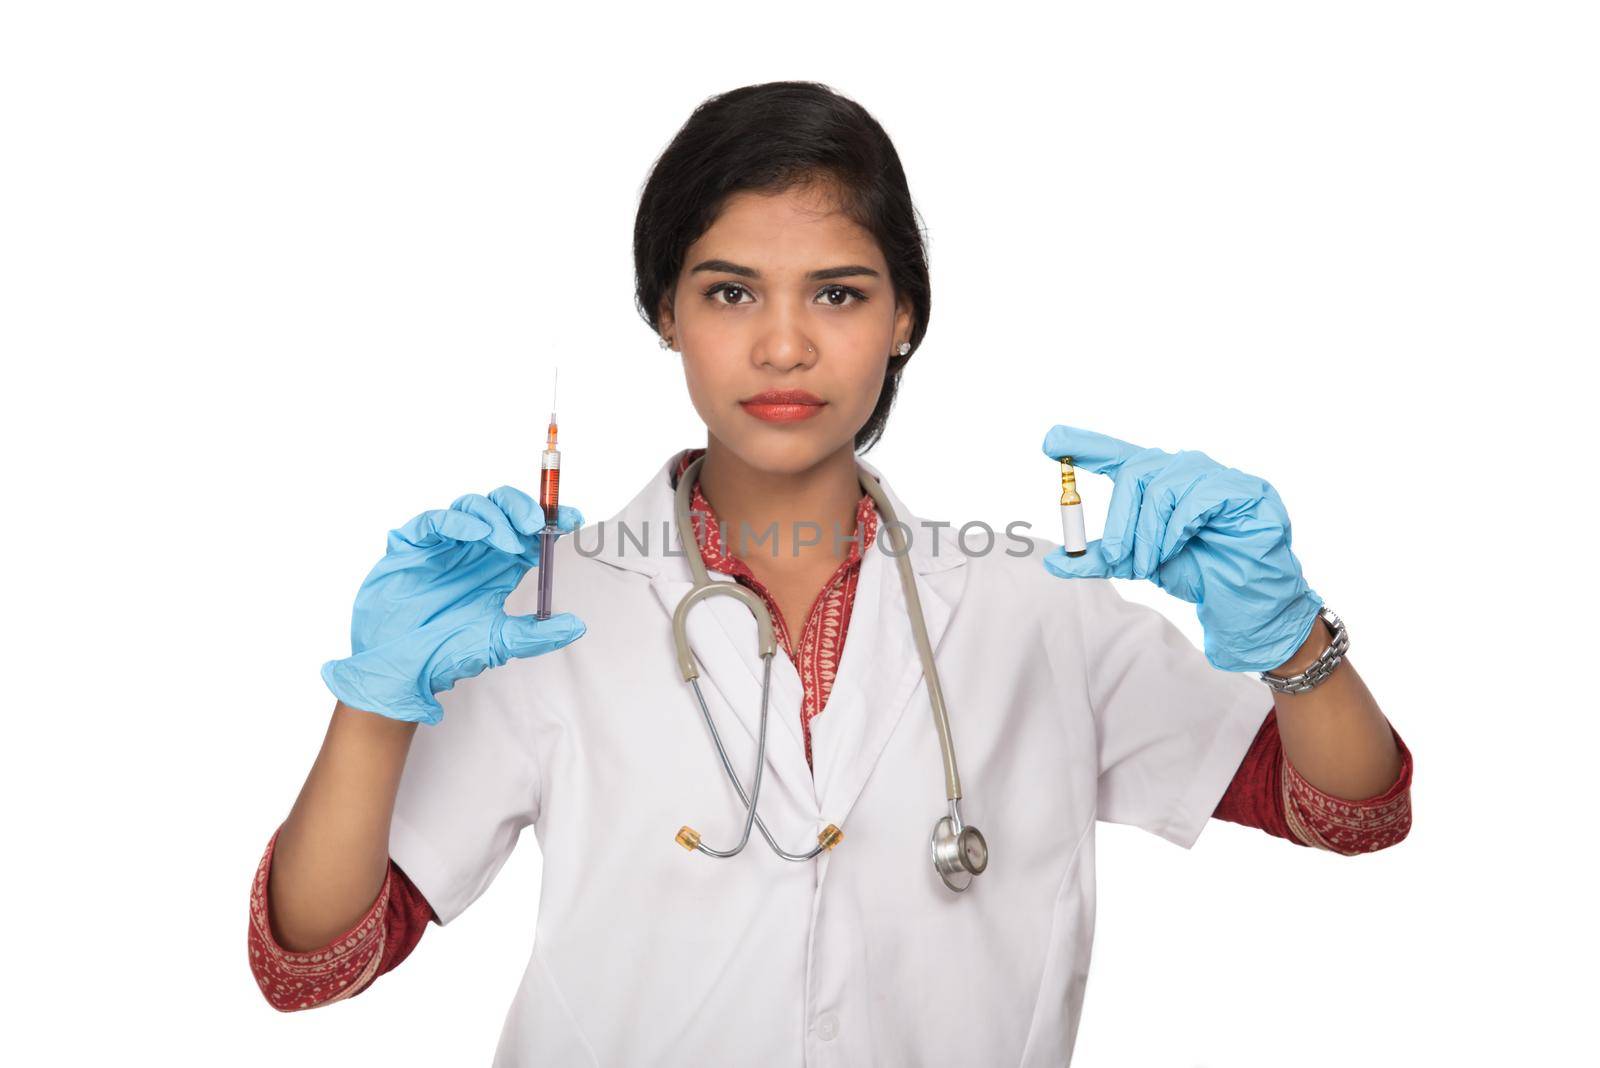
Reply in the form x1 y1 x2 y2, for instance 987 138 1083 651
1042 541 1113 580
497 612 587 661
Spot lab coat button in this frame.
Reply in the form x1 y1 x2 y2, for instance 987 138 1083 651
817 1013 839 1042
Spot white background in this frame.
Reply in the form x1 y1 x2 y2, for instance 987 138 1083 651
3 2 1594 1065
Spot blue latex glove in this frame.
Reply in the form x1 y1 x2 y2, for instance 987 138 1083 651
1040 425 1323 673
320 487 586 725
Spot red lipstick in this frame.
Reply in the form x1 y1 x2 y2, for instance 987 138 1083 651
740 389 826 424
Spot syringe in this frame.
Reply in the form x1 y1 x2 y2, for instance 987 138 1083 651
536 371 562 620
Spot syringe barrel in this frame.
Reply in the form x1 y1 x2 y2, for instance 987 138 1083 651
540 449 561 524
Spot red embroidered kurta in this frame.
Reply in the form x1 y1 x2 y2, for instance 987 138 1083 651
249 447 1414 1011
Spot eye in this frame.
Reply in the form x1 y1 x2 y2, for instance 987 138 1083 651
704 282 752 306
817 284 868 308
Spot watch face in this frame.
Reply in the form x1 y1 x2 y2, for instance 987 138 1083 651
959 828 988 872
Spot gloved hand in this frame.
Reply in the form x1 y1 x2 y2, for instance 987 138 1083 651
320 487 586 725
1040 425 1323 674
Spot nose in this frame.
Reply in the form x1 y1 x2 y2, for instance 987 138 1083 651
752 311 818 373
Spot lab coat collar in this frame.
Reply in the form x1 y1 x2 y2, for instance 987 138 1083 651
586 451 969 833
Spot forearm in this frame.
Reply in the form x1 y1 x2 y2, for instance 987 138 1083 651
1267 616 1402 800
268 701 418 951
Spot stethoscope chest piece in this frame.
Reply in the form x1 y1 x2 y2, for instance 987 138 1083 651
930 814 989 893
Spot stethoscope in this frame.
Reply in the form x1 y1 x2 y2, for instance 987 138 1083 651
668 454 989 892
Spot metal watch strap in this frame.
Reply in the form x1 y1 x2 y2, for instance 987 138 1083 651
1259 605 1348 694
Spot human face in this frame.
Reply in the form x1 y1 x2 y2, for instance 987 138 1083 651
658 182 913 476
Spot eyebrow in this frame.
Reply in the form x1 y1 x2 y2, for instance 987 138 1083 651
688 258 881 282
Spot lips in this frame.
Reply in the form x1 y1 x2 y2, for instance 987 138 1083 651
742 389 823 406
740 389 826 424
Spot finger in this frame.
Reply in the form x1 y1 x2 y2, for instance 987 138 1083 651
388 507 493 551
554 504 584 533
449 493 527 555
1098 451 1168 572
496 612 587 661
1130 453 1213 577
487 485 541 535
1158 467 1275 567
488 485 541 535
1040 425 1146 476
1042 542 1112 580
488 486 586 536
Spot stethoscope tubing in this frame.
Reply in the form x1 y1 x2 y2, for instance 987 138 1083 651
856 468 965 804
687 663 827 861
670 453 972 866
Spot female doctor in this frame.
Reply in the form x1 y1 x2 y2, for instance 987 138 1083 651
249 82 1412 1066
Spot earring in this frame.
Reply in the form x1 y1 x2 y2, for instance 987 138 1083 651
659 335 674 350
896 341 911 356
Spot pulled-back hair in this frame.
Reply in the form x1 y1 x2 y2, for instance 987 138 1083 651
633 81 931 453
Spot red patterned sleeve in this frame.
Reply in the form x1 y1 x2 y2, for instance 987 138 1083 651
248 825 438 1012
1211 707 1413 855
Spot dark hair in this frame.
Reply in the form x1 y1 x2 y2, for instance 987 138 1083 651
633 81 931 453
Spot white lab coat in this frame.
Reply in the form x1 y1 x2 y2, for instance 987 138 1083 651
388 451 1273 1067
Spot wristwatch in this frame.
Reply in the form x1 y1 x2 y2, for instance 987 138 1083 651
1259 605 1348 694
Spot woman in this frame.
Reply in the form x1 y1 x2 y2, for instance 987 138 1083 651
248 81 1412 1065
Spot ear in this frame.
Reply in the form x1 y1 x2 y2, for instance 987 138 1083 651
894 293 915 352
657 296 677 346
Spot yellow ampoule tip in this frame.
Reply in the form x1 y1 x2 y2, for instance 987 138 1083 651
1059 457 1082 507
675 826 701 851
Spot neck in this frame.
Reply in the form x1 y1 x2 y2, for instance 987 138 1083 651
696 437 863 568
